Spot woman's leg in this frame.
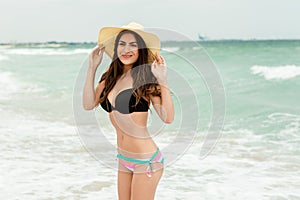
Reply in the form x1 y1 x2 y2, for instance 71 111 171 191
118 162 133 200
131 165 164 200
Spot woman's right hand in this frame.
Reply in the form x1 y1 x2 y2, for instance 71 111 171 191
89 44 105 70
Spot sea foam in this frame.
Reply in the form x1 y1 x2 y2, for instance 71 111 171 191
0 54 9 60
251 65 300 80
0 71 44 102
161 47 180 52
0 71 21 101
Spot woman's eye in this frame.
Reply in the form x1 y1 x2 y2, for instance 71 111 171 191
119 43 125 46
130 44 137 47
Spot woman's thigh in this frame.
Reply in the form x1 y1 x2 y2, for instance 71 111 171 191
118 163 133 200
131 166 164 200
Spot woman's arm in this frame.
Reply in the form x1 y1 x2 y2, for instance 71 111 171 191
150 83 174 124
82 45 105 110
150 54 174 124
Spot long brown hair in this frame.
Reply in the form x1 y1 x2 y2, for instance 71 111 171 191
99 30 161 106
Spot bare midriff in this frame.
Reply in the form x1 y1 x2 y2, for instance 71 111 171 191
109 111 158 157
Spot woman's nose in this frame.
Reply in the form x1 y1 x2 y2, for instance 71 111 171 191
124 44 131 53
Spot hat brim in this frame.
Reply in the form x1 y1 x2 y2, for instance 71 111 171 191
98 27 160 59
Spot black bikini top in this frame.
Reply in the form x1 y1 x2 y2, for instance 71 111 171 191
100 88 149 114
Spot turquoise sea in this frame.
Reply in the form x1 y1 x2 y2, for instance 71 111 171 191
0 40 299 199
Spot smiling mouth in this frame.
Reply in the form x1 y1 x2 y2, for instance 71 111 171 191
122 55 132 59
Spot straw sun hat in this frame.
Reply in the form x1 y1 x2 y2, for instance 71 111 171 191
98 22 160 58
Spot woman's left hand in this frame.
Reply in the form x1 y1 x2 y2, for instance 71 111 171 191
151 53 167 84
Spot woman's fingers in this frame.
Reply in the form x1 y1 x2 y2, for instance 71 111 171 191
154 53 159 62
92 45 105 56
91 46 99 53
152 60 157 68
154 53 166 66
89 45 106 69
98 44 105 53
159 55 164 64
160 55 165 65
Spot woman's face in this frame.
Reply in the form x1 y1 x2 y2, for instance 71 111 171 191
117 33 139 66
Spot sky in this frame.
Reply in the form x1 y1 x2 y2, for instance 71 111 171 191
0 0 299 43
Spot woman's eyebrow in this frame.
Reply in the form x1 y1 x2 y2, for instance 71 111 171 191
119 40 137 44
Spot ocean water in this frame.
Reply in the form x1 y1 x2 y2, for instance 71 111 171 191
0 40 300 199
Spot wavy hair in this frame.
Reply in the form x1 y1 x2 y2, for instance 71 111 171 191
99 30 161 106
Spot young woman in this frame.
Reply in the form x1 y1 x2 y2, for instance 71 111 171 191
83 22 174 200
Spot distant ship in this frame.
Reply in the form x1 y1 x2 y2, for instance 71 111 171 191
198 33 207 41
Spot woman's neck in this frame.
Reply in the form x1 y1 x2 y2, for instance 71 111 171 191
123 64 132 74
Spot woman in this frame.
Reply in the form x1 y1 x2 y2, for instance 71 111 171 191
83 22 174 200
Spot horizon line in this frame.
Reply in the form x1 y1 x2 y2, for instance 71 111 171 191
1 38 300 45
